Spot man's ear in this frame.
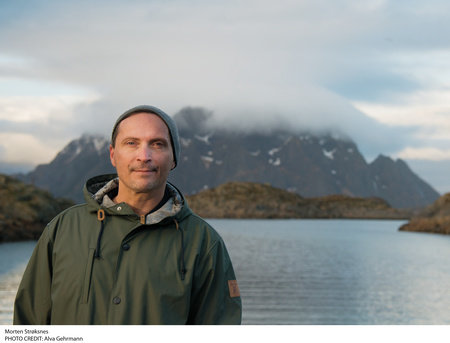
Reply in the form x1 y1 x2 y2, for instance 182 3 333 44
109 144 116 168
171 160 176 170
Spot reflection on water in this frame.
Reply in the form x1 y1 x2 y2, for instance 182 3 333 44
0 241 35 325
2 220 450 325
211 219 450 325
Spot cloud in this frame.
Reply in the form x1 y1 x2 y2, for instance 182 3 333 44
396 147 450 161
353 91 450 139
0 93 99 135
1 0 450 179
0 1 424 105
0 93 100 166
353 87 450 162
199 82 407 159
0 132 60 165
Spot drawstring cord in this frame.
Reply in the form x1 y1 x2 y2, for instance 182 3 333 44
175 219 187 280
95 209 106 259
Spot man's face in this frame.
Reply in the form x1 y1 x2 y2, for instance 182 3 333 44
109 112 175 197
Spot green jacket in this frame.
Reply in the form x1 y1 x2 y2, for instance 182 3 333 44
14 174 242 325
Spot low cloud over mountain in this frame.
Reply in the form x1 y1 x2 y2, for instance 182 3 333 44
18 107 439 209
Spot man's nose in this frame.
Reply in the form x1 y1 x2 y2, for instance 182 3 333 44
137 145 152 161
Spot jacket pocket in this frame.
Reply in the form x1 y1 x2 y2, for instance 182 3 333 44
80 248 95 304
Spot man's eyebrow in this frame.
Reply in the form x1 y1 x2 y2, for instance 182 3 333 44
120 136 169 143
150 137 170 145
120 136 139 142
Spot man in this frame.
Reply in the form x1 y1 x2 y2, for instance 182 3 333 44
14 105 242 325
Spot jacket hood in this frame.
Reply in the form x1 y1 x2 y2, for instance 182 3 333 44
83 174 191 225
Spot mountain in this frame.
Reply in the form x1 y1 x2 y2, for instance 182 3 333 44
170 107 439 208
0 174 73 242
19 134 115 203
18 107 439 208
399 193 450 234
186 182 410 219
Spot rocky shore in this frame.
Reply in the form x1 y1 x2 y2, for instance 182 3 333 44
399 193 450 235
186 181 411 219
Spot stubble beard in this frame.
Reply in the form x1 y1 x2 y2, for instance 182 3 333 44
127 165 165 195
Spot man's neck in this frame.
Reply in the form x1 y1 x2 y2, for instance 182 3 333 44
113 186 166 217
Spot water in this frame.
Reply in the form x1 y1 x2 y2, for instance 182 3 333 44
210 219 450 325
0 241 35 325
1 220 450 325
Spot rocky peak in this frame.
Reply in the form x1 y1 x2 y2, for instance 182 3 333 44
56 134 109 164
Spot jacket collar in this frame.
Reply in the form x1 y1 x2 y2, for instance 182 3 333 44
84 174 188 225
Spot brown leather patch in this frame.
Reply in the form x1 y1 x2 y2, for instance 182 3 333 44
228 280 240 298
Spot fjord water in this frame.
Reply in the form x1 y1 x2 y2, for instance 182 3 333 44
0 241 35 325
211 219 450 325
1 219 450 325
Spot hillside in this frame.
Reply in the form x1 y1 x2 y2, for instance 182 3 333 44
186 182 411 219
399 193 450 234
0 174 73 242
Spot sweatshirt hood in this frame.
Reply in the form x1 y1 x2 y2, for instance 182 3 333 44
83 174 190 224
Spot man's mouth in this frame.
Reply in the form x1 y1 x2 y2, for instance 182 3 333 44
132 167 158 173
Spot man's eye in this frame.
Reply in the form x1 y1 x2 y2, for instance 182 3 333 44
126 141 136 146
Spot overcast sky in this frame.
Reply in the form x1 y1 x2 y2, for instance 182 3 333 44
1 0 450 193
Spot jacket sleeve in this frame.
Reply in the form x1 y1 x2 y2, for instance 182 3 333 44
188 238 242 324
13 225 53 325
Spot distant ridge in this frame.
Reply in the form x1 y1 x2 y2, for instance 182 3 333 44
17 107 439 208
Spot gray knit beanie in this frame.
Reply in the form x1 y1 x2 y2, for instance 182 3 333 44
111 105 180 168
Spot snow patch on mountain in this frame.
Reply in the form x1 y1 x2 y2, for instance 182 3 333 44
181 138 192 148
269 158 281 166
268 147 281 156
323 149 336 160
195 133 214 145
201 155 214 169
93 137 109 153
